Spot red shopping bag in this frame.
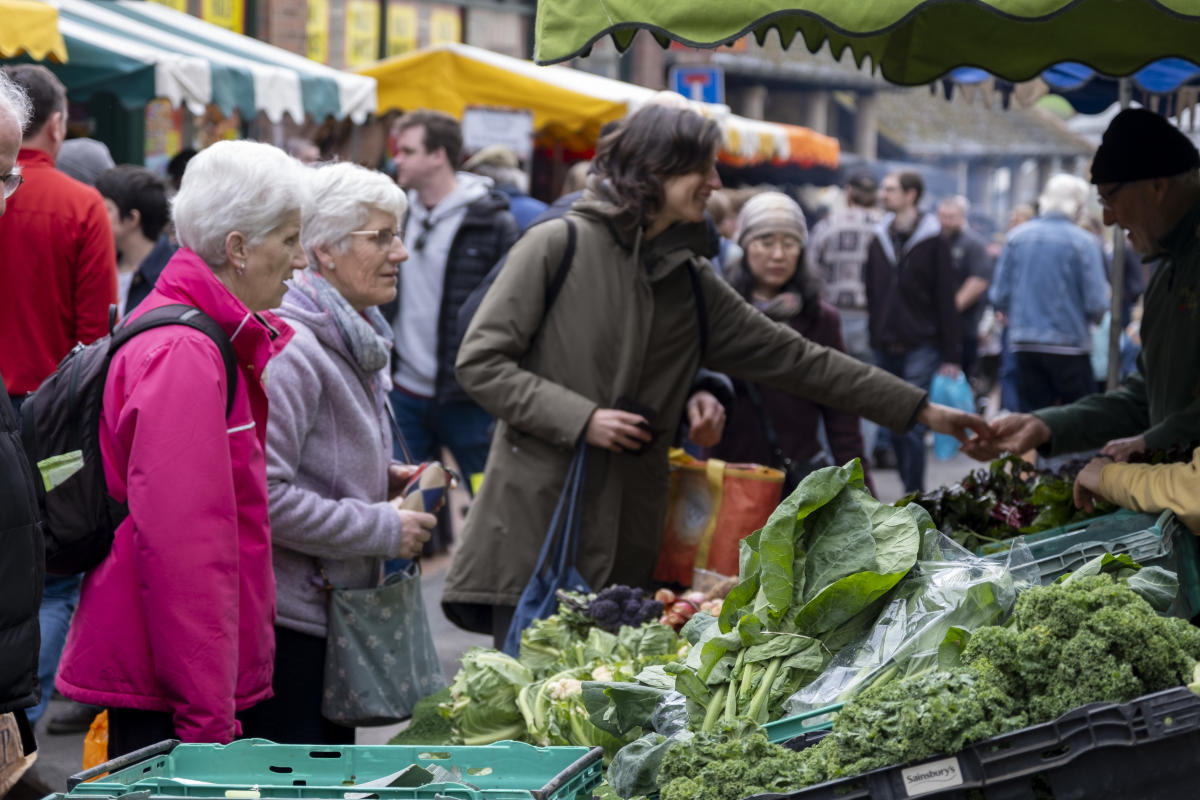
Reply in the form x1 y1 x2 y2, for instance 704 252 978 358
653 450 784 585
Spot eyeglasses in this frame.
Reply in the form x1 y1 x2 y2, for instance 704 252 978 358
1 169 23 199
1098 182 1126 209
348 228 398 248
748 233 802 253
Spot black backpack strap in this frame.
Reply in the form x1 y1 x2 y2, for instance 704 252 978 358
544 218 577 311
110 305 239 417
685 261 710 358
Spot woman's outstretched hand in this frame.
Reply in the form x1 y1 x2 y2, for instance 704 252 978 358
917 402 994 446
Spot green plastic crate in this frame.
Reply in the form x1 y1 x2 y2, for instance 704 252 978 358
762 702 844 744
56 739 603 800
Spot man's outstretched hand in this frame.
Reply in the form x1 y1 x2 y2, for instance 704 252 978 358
960 413 1051 461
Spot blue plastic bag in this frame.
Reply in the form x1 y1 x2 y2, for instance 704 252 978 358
930 372 975 461
502 443 591 655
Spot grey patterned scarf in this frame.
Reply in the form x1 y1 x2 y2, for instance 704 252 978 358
291 267 392 375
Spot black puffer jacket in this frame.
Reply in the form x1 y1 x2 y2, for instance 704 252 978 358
0 372 44 713
383 190 519 405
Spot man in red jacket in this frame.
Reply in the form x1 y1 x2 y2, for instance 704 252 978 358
0 65 116 735
0 65 116 404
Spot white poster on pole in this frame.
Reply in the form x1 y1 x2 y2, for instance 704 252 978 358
461 107 535 164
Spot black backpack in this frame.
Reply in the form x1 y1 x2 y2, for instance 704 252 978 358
21 304 237 576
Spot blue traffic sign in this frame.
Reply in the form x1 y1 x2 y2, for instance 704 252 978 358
669 66 725 105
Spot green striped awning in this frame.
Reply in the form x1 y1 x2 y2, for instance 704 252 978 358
534 0 1200 85
51 0 375 122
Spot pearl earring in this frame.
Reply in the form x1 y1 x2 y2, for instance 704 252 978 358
236 261 246 276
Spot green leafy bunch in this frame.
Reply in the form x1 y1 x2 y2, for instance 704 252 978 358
656 567 1200 800
657 732 822 800
960 570 1200 722
900 454 1113 550
664 460 930 731
439 648 533 746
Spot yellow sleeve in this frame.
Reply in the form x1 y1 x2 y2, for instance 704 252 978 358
1098 447 1200 535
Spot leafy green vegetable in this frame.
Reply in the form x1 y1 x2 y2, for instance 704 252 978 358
899 455 1115 551
583 682 669 737
670 460 929 732
785 551 1020 713
439 648 533 746
658 570 1200 800
388 688 453 746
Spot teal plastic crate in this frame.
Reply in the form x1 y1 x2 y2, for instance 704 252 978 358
57 739 603 800
978 509 1200 619
973 508 1146 557
763 702 844 744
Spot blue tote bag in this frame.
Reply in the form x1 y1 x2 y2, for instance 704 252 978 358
502 444 591 655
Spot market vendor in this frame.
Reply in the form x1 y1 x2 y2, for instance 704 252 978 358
443 104 993 649
965 108 1200 465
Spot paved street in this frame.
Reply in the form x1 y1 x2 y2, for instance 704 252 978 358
15 447 978 796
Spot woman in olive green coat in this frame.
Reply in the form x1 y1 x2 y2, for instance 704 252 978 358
446 106 990 647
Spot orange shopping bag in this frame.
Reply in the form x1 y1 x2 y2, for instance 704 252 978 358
653 450 784 586
81 710 108 773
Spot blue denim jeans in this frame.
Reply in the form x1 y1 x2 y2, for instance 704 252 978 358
27 574 82 724
874 344 941 494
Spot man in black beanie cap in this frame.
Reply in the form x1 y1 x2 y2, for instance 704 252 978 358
967 108 1200 470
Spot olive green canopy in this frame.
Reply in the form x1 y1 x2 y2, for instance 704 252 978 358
534 0 1200 83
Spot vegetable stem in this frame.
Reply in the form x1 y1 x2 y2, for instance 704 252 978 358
739 660 757 704
748 657 783 723
703 686 728 732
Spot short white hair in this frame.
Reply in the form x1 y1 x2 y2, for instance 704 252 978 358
301 162 407 267
172 140 309 268
0 71 31 133
938 195 969 215
1039 173 1090 220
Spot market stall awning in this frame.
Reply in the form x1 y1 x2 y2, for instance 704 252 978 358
47 0 374 123
947 59 1200 114
534 0 1200 85
356 43 837 168
1 0 67 62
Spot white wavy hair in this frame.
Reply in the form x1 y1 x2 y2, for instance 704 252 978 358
301 162 407 268
1038 173 1090 220
172 140 309 269
0 71 31 132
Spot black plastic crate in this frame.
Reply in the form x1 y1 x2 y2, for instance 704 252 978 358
755 687 1200 799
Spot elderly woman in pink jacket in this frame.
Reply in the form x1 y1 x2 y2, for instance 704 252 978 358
56 141 308 757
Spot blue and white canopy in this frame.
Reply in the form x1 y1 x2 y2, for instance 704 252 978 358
51 0 375 123
948 59 1200 114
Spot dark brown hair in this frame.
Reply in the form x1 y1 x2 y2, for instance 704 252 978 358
3 65 65 137
591 105 722 229
394 109 463 166
96 165 170 241
894 169 925 205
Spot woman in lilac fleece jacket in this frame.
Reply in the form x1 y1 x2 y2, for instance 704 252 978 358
240 163 437 744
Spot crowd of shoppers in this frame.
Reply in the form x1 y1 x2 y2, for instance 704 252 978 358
8 59 1196 773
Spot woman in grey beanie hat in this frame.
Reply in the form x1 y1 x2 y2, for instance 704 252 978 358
717 190 874 492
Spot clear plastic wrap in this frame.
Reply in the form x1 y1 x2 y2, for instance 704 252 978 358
783 535 1037 715
604 690 693 799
